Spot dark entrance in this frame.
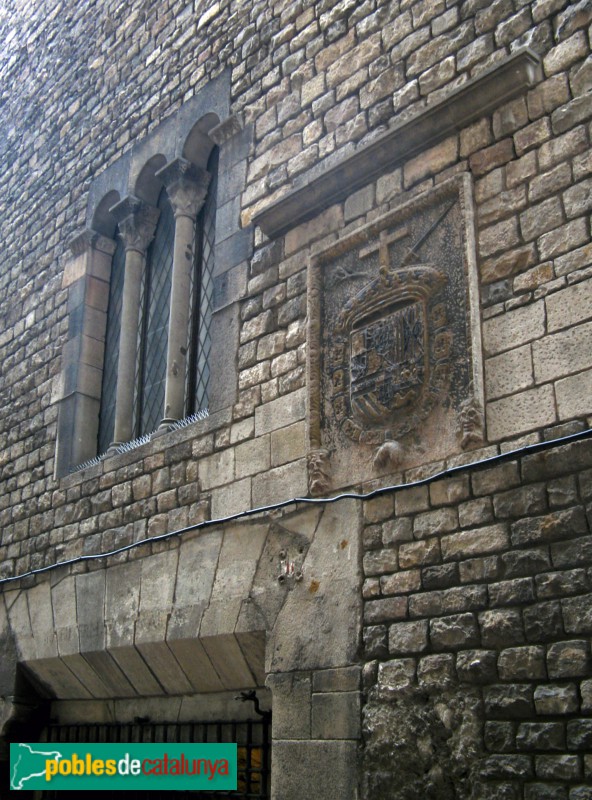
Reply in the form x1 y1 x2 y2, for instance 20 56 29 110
39 719 270 799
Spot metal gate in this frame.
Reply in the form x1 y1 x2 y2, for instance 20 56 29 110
40 719 270 799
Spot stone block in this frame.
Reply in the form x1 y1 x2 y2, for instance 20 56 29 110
556 368 592 421
429 475 470 507
417 653 456 688
312 690 361 739
429 612 480 650
485 683 534 717
271 741 359 800
533 321 592 385
441 523 509 561
523 601 564 644
485 344 534 401
493 484 547 519
539 217 588 260
561 592 592 634
458 497 494 528
479 754 533 779
271 420 306 466
537 570 588 600
519 196 564 242
378 657 416 689
380 569 421 595
472 461 520 496
534 683 579 715
567 719 592 750
582 678 592 712
516 722 565 751
198 447 234 490
313 666 361 693
363 549 398 576
479 609 525 648
267 672 312 739
483 300 545 356
410 585 487 618
487 385 557 440
388 620 429 655
456 649 498 684
364 596 407 624
547 640 591 679
252 458 308 506
512 506 588 547
394 485 429 515
413 507 458 538
398 538 441 568
404 136 458 186
501 546 551 578
364 494 395 524
421 562 459 590
498 646 547 681
254 387 306 436
382 517 413 547
535 754 582 781
363 625 388 659
488 578 535 607
235 435 270 479
484 720 514 752
546 279 592 332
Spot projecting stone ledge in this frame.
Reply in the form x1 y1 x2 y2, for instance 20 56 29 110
253 48 542 239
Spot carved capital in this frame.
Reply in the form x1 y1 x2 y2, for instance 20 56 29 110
208 114 242 145
68 228 117 257
156 158 210 220
109 195 160 255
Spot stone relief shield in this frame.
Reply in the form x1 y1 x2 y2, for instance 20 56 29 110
307 175 484 493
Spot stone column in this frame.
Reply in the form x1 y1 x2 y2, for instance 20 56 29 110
109 196 160 445
155 158 210 427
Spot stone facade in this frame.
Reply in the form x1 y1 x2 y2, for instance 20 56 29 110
1 0 591 797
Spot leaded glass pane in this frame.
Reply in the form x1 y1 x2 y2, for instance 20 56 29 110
97 236 125 454
187 146 217 415
135 188 174 436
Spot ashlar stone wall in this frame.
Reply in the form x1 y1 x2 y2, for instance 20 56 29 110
1 0 592 797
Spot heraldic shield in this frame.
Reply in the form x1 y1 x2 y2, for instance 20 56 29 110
333 265 449 442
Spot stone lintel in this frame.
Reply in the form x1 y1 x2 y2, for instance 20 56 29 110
253 48 542 238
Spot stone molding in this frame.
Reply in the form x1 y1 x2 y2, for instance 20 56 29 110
253 48 542 238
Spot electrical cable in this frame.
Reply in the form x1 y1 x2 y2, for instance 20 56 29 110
1 426 591 587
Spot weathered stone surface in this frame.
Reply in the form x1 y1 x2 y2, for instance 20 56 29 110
363 686 482 799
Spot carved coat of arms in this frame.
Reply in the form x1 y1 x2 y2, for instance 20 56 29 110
307 176 484 493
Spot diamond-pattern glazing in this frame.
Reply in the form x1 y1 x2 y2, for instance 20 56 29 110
135 188 174 436
97 237 126 453
187 146 218 415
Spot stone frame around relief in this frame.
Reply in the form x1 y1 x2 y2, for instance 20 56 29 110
306 174 484 494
